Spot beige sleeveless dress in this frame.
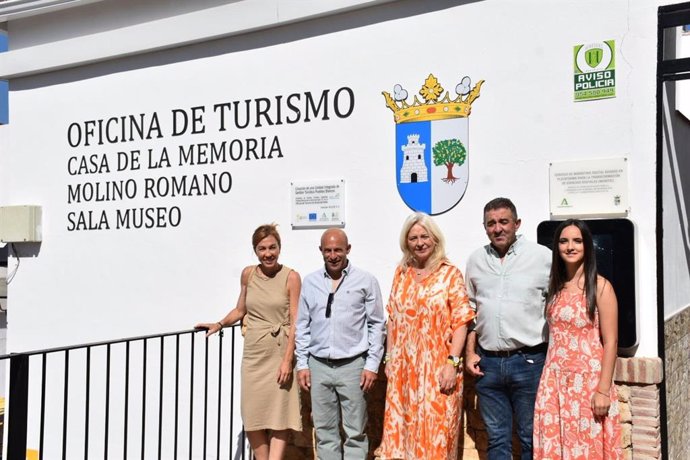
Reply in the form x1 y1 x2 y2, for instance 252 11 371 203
241 265 302 431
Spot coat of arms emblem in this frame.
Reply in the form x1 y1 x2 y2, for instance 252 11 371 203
383 74 483 215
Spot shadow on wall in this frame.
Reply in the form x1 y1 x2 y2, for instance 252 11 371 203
12 0 482 91
1 30 7 125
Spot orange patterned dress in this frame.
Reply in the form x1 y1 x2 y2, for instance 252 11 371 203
377 262 475 460
533 291 621 459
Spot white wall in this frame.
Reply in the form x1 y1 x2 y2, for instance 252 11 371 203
1 0 666 352
0 0 674 454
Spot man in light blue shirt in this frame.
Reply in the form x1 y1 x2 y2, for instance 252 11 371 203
296 228 385 460
464 197 551 460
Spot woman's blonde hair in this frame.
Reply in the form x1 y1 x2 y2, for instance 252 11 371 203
398 212 447 271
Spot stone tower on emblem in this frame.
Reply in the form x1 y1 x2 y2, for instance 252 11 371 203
399 134 428 183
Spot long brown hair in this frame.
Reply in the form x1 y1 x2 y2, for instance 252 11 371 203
546 219 598 321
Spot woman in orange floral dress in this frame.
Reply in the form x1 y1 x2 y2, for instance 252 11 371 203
533 219 621 459
376 212 475 460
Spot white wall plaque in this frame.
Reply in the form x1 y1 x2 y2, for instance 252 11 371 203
549 158 629 218
291 179 345 228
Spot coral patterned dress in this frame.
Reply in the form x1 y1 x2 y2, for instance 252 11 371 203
377 262 475 460
533 290 621 459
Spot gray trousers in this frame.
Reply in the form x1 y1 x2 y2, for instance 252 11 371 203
308 355 368 460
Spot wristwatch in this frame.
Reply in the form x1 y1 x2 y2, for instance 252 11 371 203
447 355 462 368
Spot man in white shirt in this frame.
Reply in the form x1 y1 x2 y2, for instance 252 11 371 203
295 228 385 460
465 197 551 460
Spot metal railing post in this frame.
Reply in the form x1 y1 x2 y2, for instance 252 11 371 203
7 353 30 460
0 327 246 459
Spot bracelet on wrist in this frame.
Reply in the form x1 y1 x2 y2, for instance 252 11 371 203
217 321 223 329
595 389 610 398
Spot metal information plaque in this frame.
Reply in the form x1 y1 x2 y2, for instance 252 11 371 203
549 158 628 218
291 179 345 228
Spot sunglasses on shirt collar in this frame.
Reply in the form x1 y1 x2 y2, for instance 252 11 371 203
326 292 334 318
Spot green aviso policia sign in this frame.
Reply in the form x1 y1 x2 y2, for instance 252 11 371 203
574 40 616 101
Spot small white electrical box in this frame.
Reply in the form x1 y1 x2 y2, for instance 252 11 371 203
0 205 43 242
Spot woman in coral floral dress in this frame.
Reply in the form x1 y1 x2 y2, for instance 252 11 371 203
533 219 621 459
377 213 475 460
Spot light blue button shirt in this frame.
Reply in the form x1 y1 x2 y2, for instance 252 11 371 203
295 262 385 373
465 235 552 351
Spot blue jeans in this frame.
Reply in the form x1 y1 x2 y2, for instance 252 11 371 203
474 349 545 460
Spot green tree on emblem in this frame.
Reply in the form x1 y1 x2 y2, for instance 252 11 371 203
432 138 466 183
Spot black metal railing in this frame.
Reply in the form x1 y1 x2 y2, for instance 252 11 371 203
0 326 248 460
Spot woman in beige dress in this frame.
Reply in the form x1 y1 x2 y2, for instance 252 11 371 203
196 224 302 460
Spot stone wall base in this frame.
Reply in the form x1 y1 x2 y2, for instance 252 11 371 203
283 357 664 459
664 304 690 460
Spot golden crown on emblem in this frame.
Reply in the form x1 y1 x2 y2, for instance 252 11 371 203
383 74 484 124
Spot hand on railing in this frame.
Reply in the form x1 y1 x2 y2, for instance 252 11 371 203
194 322 224 338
